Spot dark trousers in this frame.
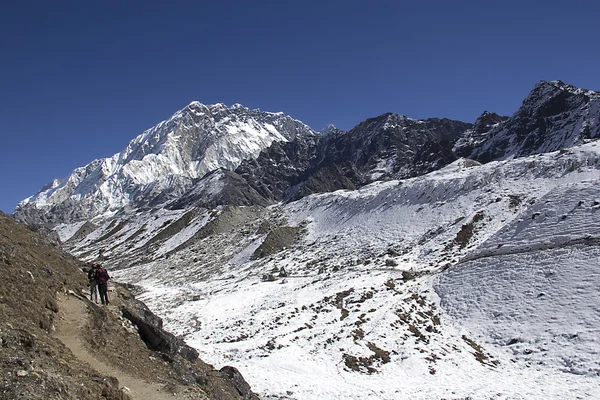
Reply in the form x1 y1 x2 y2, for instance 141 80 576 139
98 283 109 305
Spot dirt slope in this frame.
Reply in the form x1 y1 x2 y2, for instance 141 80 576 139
0 211 259 399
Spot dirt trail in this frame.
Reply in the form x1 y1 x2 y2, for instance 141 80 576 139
54 293 174 400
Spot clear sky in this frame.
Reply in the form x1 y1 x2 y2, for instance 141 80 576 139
1 0 599 214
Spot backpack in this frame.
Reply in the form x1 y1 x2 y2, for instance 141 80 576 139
97 268 110 284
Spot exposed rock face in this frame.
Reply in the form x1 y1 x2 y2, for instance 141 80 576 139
235 133 325 202
458 81 600 162
319 114 470 180
237 113 472 201
474 111 509 133
219 366 259 400
287 162 360 202
169 169 270 210
453 111 509 157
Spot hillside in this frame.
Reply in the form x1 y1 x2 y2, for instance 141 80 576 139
0 212 258 399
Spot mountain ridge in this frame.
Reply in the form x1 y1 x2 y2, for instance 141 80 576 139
15 103 316 224
54 141 600 399
456 80 600 161
16 80 600 228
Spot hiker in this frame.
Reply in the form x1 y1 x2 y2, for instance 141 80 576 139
87 264 99 304
96 264 111 305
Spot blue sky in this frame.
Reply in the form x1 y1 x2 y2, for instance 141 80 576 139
1 0 599 214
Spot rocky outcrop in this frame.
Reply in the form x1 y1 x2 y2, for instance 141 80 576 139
237 113 472 202
460 81 600 162
120 298 199 362
219 366 258 400
116 288 260 399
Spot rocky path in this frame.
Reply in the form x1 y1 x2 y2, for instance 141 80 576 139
54 293 175 400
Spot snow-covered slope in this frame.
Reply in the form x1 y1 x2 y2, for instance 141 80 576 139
437 182 600 376
15 103 316 224
57 141 600 399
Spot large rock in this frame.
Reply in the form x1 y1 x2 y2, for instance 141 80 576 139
120 298 199 362
220 366 260 400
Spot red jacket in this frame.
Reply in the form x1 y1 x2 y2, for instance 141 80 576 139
97 268 110 285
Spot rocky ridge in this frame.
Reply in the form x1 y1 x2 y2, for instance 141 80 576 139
456 80 600 161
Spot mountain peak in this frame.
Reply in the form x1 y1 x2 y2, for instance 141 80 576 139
187 100 204 107
183 102 252 114
533 80 600 99
319 124 343 136
15 102 317 223
473 111 508 133
461 80 600 163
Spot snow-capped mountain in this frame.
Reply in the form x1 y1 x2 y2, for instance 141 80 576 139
15 102 316 224
13 80 600 399
17 80 600 227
